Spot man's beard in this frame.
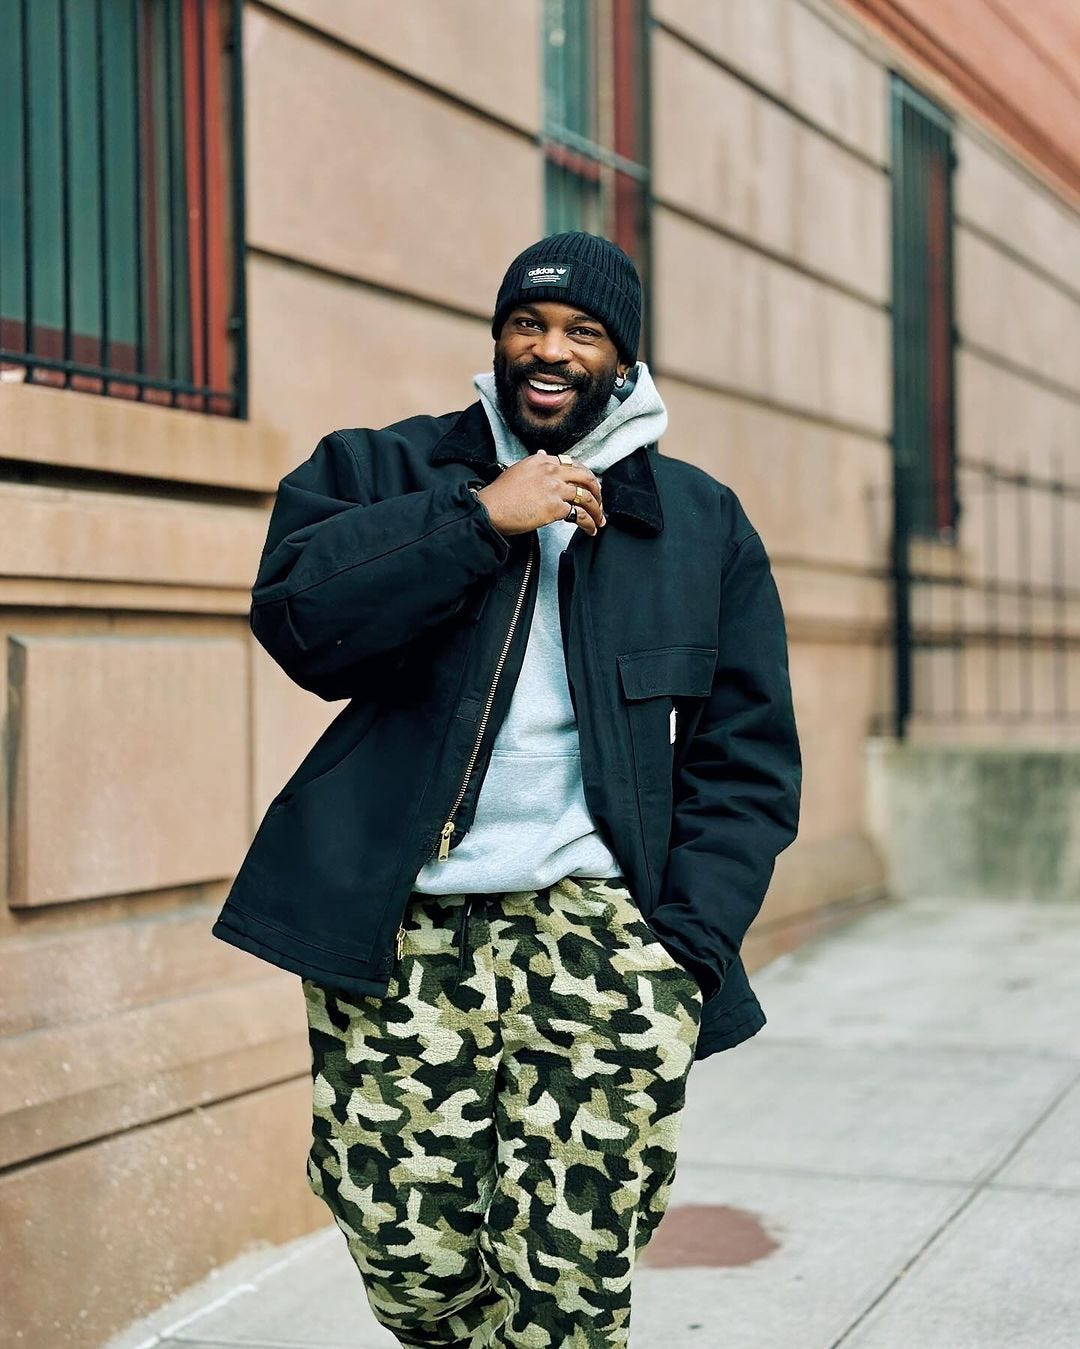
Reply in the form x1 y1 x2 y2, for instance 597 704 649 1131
493 351 619 454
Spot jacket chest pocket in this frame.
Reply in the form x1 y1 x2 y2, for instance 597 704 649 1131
617 642 716 811
617 644 716 707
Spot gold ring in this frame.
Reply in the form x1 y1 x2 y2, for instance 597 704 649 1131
557 453 574 465
574 485 584 504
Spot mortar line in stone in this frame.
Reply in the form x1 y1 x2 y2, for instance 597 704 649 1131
827 1061 1080 1348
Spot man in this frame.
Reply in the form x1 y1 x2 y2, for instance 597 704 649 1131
213 231 801 1348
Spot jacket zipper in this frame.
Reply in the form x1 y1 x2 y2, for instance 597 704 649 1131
393 482 533 968
434 531 537 861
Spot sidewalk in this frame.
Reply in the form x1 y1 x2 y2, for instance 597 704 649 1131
108 896 1080 1349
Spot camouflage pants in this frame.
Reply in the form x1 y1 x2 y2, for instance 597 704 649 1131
302 876 702 1348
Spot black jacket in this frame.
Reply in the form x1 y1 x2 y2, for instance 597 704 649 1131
212 401 801 1059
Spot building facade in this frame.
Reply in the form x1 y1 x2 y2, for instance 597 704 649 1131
1 2 1077 1343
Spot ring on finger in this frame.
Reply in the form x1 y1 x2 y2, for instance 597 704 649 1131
574 485 584 504
564 502 578 522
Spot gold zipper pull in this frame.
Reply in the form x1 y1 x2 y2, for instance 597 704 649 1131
437 820 454 860
395 925 405 961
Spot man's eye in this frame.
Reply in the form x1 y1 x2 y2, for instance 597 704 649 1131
572 328 601 339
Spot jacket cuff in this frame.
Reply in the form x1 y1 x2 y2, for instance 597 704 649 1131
465 481 510 555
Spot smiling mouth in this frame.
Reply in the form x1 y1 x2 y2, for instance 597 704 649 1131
520 375 576 414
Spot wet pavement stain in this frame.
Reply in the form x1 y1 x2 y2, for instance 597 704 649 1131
640 1203 780 1269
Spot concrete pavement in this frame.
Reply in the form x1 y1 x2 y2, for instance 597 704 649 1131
107 896 1080 1349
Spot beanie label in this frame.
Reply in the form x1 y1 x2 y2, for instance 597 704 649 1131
524 264 572 288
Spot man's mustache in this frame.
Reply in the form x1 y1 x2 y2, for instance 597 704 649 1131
510 361 588 390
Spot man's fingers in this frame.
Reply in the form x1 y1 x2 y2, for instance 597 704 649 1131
562 484 604 532
557 463 603 504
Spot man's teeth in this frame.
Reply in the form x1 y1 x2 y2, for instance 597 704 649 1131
527 378 569 392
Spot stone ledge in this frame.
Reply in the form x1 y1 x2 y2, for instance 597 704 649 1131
0 973 307 1169
0 479 267 590
0 905 263 1038
0 380 284 492
867 738 1080 901
0 1076 322 1348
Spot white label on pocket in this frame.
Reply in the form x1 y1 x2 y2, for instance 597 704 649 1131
670 707 677 743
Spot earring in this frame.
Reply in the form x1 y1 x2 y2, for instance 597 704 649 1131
614 372 627 388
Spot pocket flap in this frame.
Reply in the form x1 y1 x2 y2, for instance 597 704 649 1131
617 645 716 701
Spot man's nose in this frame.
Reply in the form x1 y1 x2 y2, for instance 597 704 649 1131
532 328 571 365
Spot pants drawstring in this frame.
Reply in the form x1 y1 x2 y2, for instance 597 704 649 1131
455 895 474 987
454 887 553 987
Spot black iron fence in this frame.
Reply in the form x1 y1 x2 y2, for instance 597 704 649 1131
0 0 245 416
894 458 1080 734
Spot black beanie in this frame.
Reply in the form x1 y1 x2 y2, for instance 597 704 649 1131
491 231 642 364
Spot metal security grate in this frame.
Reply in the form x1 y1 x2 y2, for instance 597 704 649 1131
905 460 1080 731
891 76 956 735
891 75 957 541
0 0 246 416
888 77 1078 735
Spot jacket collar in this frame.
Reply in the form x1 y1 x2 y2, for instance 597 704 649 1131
431 400 664 536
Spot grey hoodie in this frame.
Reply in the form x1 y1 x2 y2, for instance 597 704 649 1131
412 362 668 895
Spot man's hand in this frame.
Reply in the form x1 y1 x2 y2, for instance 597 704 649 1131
475 451 606 537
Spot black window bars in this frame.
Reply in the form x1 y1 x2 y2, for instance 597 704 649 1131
891 75 957 735
0 0 246 418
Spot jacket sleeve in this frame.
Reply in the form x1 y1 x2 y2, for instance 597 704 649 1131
249 429 511 700
649 522 802 1001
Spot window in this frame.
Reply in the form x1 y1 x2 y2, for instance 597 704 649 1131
542 0 650 347
0 0 244 416
891 75 956 537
